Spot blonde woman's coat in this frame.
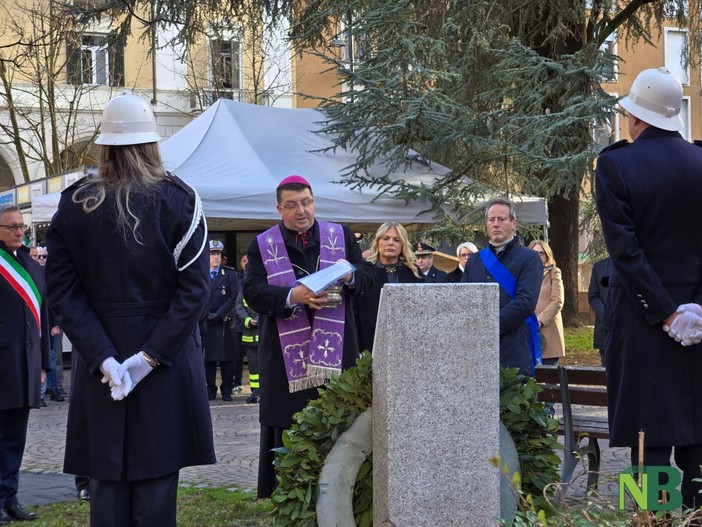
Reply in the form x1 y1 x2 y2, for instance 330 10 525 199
536 266 565 359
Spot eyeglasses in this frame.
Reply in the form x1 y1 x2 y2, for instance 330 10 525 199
459 253 472 259
280 198 314 211
534 250 546 256
37 255 47 259
0 224 27 232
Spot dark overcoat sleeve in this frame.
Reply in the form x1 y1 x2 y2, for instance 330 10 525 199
499 249 542 335
596 153 677 325
243 235 294 319
588 260 605 320
212 269 239 320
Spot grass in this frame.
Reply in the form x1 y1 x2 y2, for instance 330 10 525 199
561 325 602 367
28 487 275 527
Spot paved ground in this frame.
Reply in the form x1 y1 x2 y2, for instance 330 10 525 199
18 383 630 510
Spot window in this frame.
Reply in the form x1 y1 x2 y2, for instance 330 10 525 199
210 39 241 92
599 33 617 82
67 33 124 86
679 97 690 141
664 28 689 85
593 108 618 149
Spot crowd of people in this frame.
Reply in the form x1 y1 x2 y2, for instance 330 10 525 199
4 65 702 524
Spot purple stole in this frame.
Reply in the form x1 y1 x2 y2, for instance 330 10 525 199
257 222 346 392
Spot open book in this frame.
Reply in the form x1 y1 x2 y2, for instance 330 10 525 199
296 260 356 294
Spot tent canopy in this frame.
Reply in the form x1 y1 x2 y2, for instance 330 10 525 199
31 100 548 230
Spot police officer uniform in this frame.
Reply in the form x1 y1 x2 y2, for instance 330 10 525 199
203 240 240 401
412 242 447 283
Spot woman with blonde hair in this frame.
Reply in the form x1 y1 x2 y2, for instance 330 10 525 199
356 222 422 352
528 240 565 367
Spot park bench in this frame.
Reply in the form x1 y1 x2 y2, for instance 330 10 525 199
534 364 609 498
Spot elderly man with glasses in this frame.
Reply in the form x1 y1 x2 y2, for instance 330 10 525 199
0 204 50 523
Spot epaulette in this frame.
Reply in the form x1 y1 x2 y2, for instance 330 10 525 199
599 139 630 155
165 171 194 195
61 175 91 194
693 140 702 148
223 265 236 272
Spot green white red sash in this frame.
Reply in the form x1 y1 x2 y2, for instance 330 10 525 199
0 248 41 329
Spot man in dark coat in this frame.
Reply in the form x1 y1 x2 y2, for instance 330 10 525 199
413 242 447 282
0 204 50 523
243 175 373 499
596 67 702 510
461 198 542 376
587 256 612 367
202 240 240 401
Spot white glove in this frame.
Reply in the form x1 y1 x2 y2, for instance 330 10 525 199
678 303 702 318
99 357 123 389
664 311 702 342
110 369 134 401
681 328 702 347
119 352 154 388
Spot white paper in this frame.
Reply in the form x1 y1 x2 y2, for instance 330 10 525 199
296 260 356 294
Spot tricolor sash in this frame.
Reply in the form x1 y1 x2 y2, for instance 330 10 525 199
479 247 542 375
0 248 41 330
257 222 346 392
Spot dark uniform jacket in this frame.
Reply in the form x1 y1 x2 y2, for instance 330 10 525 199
587 257 612 351
355 262 423 352
445 265 464 283
595 128 702 447
422 265 447 283
46 177 216 481
243 220 373 429
202 265 239 362
461 238 542 376
0 243 51 410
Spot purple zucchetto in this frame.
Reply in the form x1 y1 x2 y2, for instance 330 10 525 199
277 175 311 189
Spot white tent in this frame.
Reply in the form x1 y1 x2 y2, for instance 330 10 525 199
31 100 548 229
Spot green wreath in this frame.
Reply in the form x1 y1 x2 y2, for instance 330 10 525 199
271 353 560 526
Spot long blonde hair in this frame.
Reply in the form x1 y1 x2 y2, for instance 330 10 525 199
367 222 420 277
73 142 166 244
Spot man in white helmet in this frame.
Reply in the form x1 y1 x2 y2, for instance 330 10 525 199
596 67 702 511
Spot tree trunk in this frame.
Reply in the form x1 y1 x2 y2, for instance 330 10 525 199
547 188 582 327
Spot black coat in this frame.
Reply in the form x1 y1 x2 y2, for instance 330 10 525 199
45 177 216 481
243 220 373 428
0 243 51 410
422 265 447 283
355 262 423 352
595 127 702 447
461 239 542 376
587 257 612 351
445 266 463 283
202 266 239 361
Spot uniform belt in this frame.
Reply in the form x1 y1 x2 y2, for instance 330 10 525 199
92 298 171 317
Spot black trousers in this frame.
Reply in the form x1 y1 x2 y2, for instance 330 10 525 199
0 407 30 508
205 361 234 397
232 332 244 387
89 472 179 527
257 425 285 499
630 444 702 510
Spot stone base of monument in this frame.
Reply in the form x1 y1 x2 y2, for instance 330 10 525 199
373 283 501 525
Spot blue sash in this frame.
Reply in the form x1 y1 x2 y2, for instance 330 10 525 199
479 247 542 375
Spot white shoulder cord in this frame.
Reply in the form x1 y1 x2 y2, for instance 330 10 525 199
173 188 208 271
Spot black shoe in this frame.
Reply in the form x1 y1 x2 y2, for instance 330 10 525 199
208 394 216 401
4 503 38 521
58 387 68 398
0 508 10 525
39 398 47 408
222 395 233 402
50 392 65 402
78 488 90 501
245 395 259 404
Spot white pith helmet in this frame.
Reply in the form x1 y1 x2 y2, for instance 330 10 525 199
95 91 162 146
619 68 684 132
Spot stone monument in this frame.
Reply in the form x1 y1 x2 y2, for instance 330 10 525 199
373 282 501 526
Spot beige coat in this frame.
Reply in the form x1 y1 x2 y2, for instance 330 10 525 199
535 266 565 359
